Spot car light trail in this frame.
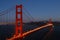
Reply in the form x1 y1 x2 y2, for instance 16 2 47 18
7 23 53 40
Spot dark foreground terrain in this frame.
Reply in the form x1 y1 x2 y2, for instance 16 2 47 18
0 21 60 40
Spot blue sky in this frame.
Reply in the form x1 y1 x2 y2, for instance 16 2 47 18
0 0 60 23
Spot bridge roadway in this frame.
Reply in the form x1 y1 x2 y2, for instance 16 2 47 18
7 23 53 40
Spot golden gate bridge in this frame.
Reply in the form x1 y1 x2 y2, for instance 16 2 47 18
0 4 54 40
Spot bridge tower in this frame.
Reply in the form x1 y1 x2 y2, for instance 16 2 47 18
48 18 53 30
15 5 23 40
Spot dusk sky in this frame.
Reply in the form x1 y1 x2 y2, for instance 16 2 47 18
0 0 60 23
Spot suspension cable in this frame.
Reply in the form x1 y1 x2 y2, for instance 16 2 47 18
23 6 35 20
23 12 32 21
0 5 15 16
